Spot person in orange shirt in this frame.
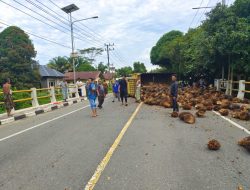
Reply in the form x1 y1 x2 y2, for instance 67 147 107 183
3 78 14 117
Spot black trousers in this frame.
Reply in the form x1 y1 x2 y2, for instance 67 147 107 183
78 89 82 97
98 96 104 107
172 98 179 112
120 91 127 103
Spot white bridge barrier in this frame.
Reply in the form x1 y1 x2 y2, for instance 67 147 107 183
0 85 81 115
215 79 250 100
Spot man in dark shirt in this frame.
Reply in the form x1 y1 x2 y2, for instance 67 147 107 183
97 80 105 109
170 74 179 112
119 76 128 106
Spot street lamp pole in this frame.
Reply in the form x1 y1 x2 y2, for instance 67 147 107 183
69 12 76 84
61 4 98 84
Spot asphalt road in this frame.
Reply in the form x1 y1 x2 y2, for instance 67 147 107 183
0 98 249 190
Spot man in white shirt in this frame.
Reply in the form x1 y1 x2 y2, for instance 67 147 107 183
76 78 83 97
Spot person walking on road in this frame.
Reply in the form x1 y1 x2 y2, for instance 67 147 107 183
103 80 108 96
60 79 68 102
112 80 120 102
97 80 105 109
119 76 128 106
88 78 97 117
3 78 14 117
170 74 179 113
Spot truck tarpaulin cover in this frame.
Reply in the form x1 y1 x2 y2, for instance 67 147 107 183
141 73 174 86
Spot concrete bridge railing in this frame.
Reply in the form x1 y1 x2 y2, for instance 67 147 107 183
0 85 81 114
214 79 250 100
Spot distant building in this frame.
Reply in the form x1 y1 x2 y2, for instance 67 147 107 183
64 71 101 83
39 65 64 88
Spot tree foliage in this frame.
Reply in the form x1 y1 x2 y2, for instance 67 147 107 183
47 47 103 73
150 30 183 67
150 0 250 81
47 56 71 73
78 47 103 64
97 62 108 74
116 66 133 77
0 26 40 88
133 61 147 73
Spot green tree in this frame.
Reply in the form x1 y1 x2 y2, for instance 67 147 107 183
133 62 147 73
203 1 250 79
77 63 96 71
78 47 103 64
149 0 250 82
0 26 39 88
97 62 108 74
150 30 183 67
116 66 133 77
47 56 71 73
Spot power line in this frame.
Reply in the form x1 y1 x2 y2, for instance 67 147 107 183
12 0 70 32
0 0 103 47
47 0 106 42
111 51 125 65
195 0 212 27
2 0 129 66
0 20 71 49
33 0 128 65
33 0 105 45
25 0 105 46
189 0 205 29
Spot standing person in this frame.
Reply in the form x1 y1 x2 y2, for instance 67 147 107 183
170 74 179 113
60 79 68 102
76 78 83 97
199 78 205 94
97 80 105 109
94 80 98 100
135 79 141 103
103 80 108 96
85 80 90 99
3 78 14 117
88 78 97 117
112 80 120 102
119 76 128 106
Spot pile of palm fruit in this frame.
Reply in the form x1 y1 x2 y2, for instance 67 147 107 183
141 84 250 123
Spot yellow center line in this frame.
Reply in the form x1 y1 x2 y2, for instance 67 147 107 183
84 102 143 190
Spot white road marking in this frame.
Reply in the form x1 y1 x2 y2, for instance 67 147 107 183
0 105 89 142
0 97 112 142
213 111 250 135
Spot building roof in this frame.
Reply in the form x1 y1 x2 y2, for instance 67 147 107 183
64 71 101 80
103 72 115 80
39 65 64 78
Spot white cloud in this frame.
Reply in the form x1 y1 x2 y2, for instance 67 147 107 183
0 0 233 70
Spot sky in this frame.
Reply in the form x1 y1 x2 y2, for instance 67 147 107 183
0 0 234 71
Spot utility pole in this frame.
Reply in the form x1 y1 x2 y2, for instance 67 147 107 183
222 0 225 6
104 43 114 72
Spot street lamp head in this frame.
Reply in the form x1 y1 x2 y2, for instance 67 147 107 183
92 16 98 19
61 4 79 13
